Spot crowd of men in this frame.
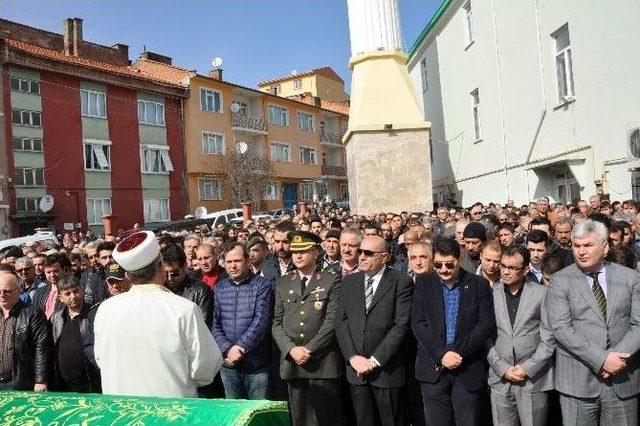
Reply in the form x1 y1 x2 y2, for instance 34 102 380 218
0 193 639 426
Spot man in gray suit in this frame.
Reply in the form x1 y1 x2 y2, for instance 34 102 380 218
547 219 640 426
487 245 555 426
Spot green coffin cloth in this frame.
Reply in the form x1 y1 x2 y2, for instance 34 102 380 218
0 391 289 426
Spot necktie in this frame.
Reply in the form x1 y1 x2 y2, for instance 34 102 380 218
365 277 374 311
591 272 610 348
300 277 307 296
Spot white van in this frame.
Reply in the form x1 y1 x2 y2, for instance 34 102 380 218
203 208 244 228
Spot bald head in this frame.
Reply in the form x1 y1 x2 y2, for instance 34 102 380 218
362 235 388 253
404 229 420 246
0 273 20 310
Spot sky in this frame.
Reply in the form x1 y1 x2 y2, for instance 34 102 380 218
1 0 440 91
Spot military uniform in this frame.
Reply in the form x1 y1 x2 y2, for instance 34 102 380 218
272 231 344 426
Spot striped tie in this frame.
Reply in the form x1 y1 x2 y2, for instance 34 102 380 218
365 277 374 311
591 272 610 348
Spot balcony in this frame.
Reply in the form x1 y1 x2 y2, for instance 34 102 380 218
321 165 346 177
231 113 267 134
320 132 345 147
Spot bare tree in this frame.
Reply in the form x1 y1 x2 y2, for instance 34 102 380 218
220 144 276 209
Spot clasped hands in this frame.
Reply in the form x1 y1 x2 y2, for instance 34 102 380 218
349 355 377 377
441 351 463 370
600 352 631 379
224 345 246 367
504 365 527 383
290 346 311 365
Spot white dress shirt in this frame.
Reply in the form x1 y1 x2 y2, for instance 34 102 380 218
94 284 223 397
364 266 386 367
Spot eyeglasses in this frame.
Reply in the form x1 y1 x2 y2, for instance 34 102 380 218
359 249 386 257
500 264 526 272
433 261 456 270
0 289 17 295
15 267 33 274
166 270 182 278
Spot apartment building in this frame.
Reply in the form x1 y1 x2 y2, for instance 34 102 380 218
0 18 188 235
257 67 350 103
134 59 349 214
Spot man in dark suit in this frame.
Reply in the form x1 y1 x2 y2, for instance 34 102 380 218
272 231 343 425
336 235 413 425
412 237 495 426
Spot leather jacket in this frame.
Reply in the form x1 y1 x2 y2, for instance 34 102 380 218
170 274 213 329
50 305 101 392
10 300 51 390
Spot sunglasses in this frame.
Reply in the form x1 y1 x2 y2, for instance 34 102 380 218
433 261 456 270
166 270 182 278
500 264 526 272
15 267 33 273
359 249 386 257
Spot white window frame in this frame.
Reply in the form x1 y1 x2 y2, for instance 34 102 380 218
299 146 317 165
270 142 291 163
263 183 279 200
293 79 302 90
463 1 474 47
13 137 43 152
83 139 112 171
138 99 165 126
12 109 41 127
16 197 41 213
144 198 170 222
553 25 575 102
301 182 314 201
200 87 223 113
140 145 173 174
81 89 107 118
420 58 429 92
268 104 289 126
297 111 315 132
14 167 45 187
202 132 226 155
9 76 40 95
471 88 482 142
86 198 112 225
198 178 222 201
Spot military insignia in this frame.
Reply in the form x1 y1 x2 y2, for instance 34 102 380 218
292 235 303 243
315 273 322 280
314 301 324 310
288 289 294 294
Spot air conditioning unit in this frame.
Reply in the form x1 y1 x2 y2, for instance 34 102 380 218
626 125 640 170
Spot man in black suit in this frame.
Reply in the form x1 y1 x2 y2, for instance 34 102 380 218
336 235 414 425
412 237 495 426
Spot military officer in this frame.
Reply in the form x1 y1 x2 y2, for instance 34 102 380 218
272 231 344 426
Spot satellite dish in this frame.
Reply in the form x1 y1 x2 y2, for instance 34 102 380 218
235 141 249 154
211 57 223 69
40 195 54 212
230 102 241 113
194 206 208 219
291 69 298 75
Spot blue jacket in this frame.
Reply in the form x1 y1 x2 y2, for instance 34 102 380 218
212 272 273 371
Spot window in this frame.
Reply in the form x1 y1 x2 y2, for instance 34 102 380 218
202 132 225 155
84 140 111 171
264 183 279 200
463 1 474 46
16 197 41 213
301 182 314 200
420 58 429 92
268 105 288 126
297 112 314 132
293 79 302 90
232 101 248 116
471 89 481 141
81 89 107 118
15 168 45 186
138 100 165 126
554 26 575 101
270 85 280 95
200 88 222 113
86 198 112 225
13 137 43 152
270 142 291 162
299 147 317 165
141 146 174 173
198 178 221 201
11 109 41 127
144 198 170 222
9 76 40 95
340 184 349 200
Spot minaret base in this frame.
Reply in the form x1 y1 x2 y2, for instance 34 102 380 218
346 128 433 215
